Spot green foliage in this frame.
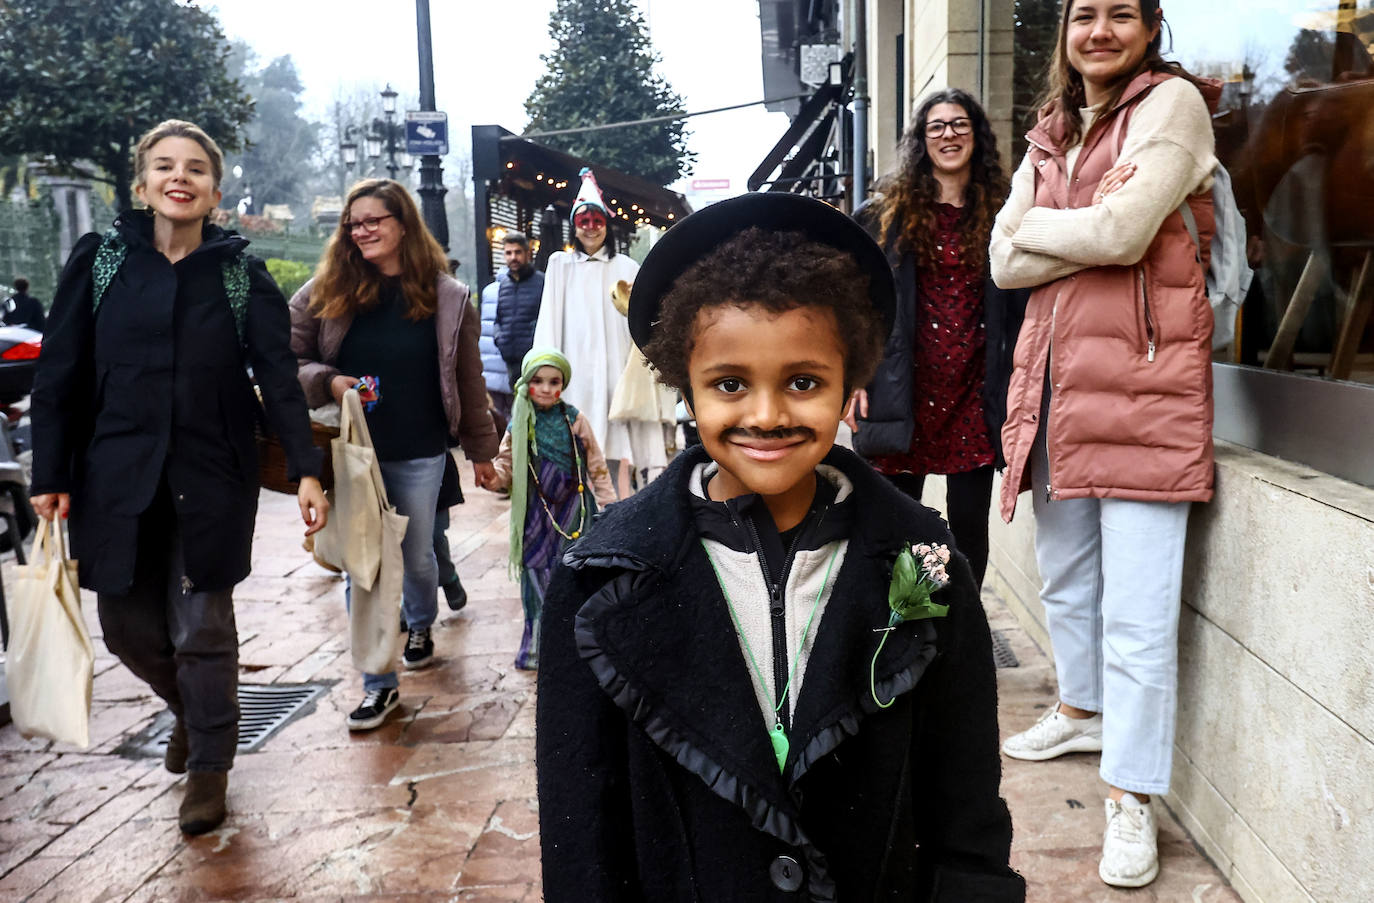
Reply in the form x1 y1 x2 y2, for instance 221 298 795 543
1284 30 1334 84
1011 0 1062 161
524 0 695 186
264 257 312 300
222 49 321 215
0 195 60 302
0 0 255 211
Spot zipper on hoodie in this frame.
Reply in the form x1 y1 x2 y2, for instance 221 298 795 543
742 505 826 733
1138 269 1157 362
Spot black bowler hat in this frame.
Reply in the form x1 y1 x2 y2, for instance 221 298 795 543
627 192 896 350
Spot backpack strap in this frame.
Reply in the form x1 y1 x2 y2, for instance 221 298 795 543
91 229 128 312
1176 201 1203 264
91 228 250 350
221 254 250 349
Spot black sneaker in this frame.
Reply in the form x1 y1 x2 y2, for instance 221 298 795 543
402 627 435 669
346 687 400 731
442 578 467 612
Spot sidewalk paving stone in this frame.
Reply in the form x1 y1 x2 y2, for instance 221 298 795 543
0 462 1241 901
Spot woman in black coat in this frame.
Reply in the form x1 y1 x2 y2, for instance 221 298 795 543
849 89 1027 589
29 120 327 836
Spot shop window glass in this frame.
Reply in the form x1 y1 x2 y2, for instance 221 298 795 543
1012 0 1374 384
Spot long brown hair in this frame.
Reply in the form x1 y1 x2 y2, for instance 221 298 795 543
310 179 449 321
868 89 1008 272
1037 0 1206 147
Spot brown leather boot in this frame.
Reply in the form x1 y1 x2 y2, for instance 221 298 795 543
164 719 188 774
179 771 228 835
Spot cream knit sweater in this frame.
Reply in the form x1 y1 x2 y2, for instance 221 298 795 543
991 77 1217 290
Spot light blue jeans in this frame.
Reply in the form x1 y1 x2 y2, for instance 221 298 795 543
352 453 446 693
1030 437 1190 795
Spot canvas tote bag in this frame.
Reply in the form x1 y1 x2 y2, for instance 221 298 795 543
313 390 384 590
8 519 94 747
312 389 410 673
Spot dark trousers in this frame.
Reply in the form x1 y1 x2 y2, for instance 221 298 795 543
96 513 239 772
434 507 459 588
885 465 995 589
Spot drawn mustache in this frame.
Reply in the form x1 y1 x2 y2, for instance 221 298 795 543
723 427 815 442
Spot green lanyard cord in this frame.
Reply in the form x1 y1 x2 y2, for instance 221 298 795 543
870 612 901 709
708 538 835 731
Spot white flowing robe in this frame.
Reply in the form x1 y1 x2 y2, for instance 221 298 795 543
532 247 644 463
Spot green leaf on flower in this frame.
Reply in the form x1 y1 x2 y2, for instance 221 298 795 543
887 548 950 622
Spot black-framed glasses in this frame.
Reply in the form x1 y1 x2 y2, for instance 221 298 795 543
924 118 972 138
345 214 395 234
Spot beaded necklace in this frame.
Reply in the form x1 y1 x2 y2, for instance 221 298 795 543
703 543 840 774
526 404 587 541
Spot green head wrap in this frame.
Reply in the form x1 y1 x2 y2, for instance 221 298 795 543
508 348 573 579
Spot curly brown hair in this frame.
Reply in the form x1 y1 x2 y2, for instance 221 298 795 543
866 89 1007 272
309 179 450 322
641 227 886 395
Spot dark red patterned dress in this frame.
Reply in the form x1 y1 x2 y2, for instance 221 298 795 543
870 202 995 476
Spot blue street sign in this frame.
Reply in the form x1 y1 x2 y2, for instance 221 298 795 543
405 111 449 155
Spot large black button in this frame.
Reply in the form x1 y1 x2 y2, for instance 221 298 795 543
769 854 803 892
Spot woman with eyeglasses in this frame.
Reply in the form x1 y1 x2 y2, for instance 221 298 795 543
290 179 498 731
849 88 1024 591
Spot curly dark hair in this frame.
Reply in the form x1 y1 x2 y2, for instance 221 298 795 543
866 88 1008 272
642 226 886 395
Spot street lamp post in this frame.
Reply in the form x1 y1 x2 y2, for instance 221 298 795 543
338 89 413 187
414 0 449 250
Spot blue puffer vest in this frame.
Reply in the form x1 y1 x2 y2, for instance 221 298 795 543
493 267 545 367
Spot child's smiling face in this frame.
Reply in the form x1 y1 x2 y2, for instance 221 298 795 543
527 365 565 409
687 303 847 530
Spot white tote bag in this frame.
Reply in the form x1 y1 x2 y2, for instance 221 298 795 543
350 502 408 674
313 390 384 590
311 390 409 673
8 519 94 748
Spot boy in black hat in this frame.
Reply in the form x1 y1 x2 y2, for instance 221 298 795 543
536 193 1024 902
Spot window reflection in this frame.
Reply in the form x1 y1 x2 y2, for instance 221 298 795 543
1012 0 1374 383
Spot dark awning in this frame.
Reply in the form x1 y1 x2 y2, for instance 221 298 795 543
471 125 692 287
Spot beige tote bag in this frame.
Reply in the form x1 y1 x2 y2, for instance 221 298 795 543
313 390 383 590
311 390 410 673
350 503 408 674
8 519 94 748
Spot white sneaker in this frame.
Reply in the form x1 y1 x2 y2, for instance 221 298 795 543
1001 707 1103 760
1100 794 1159 887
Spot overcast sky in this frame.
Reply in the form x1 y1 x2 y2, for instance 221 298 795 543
208 0 792 203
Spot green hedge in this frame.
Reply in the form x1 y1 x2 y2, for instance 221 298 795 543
265 258 313 300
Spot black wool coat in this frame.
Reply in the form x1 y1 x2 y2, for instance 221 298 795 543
537 445 1025 902
853 251 1030 469
30 212 321 594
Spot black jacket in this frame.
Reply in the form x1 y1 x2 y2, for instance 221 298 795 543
853 252 1029 468
537 444 1024 902
3 291 45 332
30 212 321 594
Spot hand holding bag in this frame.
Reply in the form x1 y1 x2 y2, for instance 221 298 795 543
313 390 384 590
8 519 94 747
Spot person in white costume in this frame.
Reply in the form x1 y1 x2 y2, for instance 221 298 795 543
533 168 664 494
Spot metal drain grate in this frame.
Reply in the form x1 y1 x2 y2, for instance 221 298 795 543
990 629 1019 669
121 683 328 759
